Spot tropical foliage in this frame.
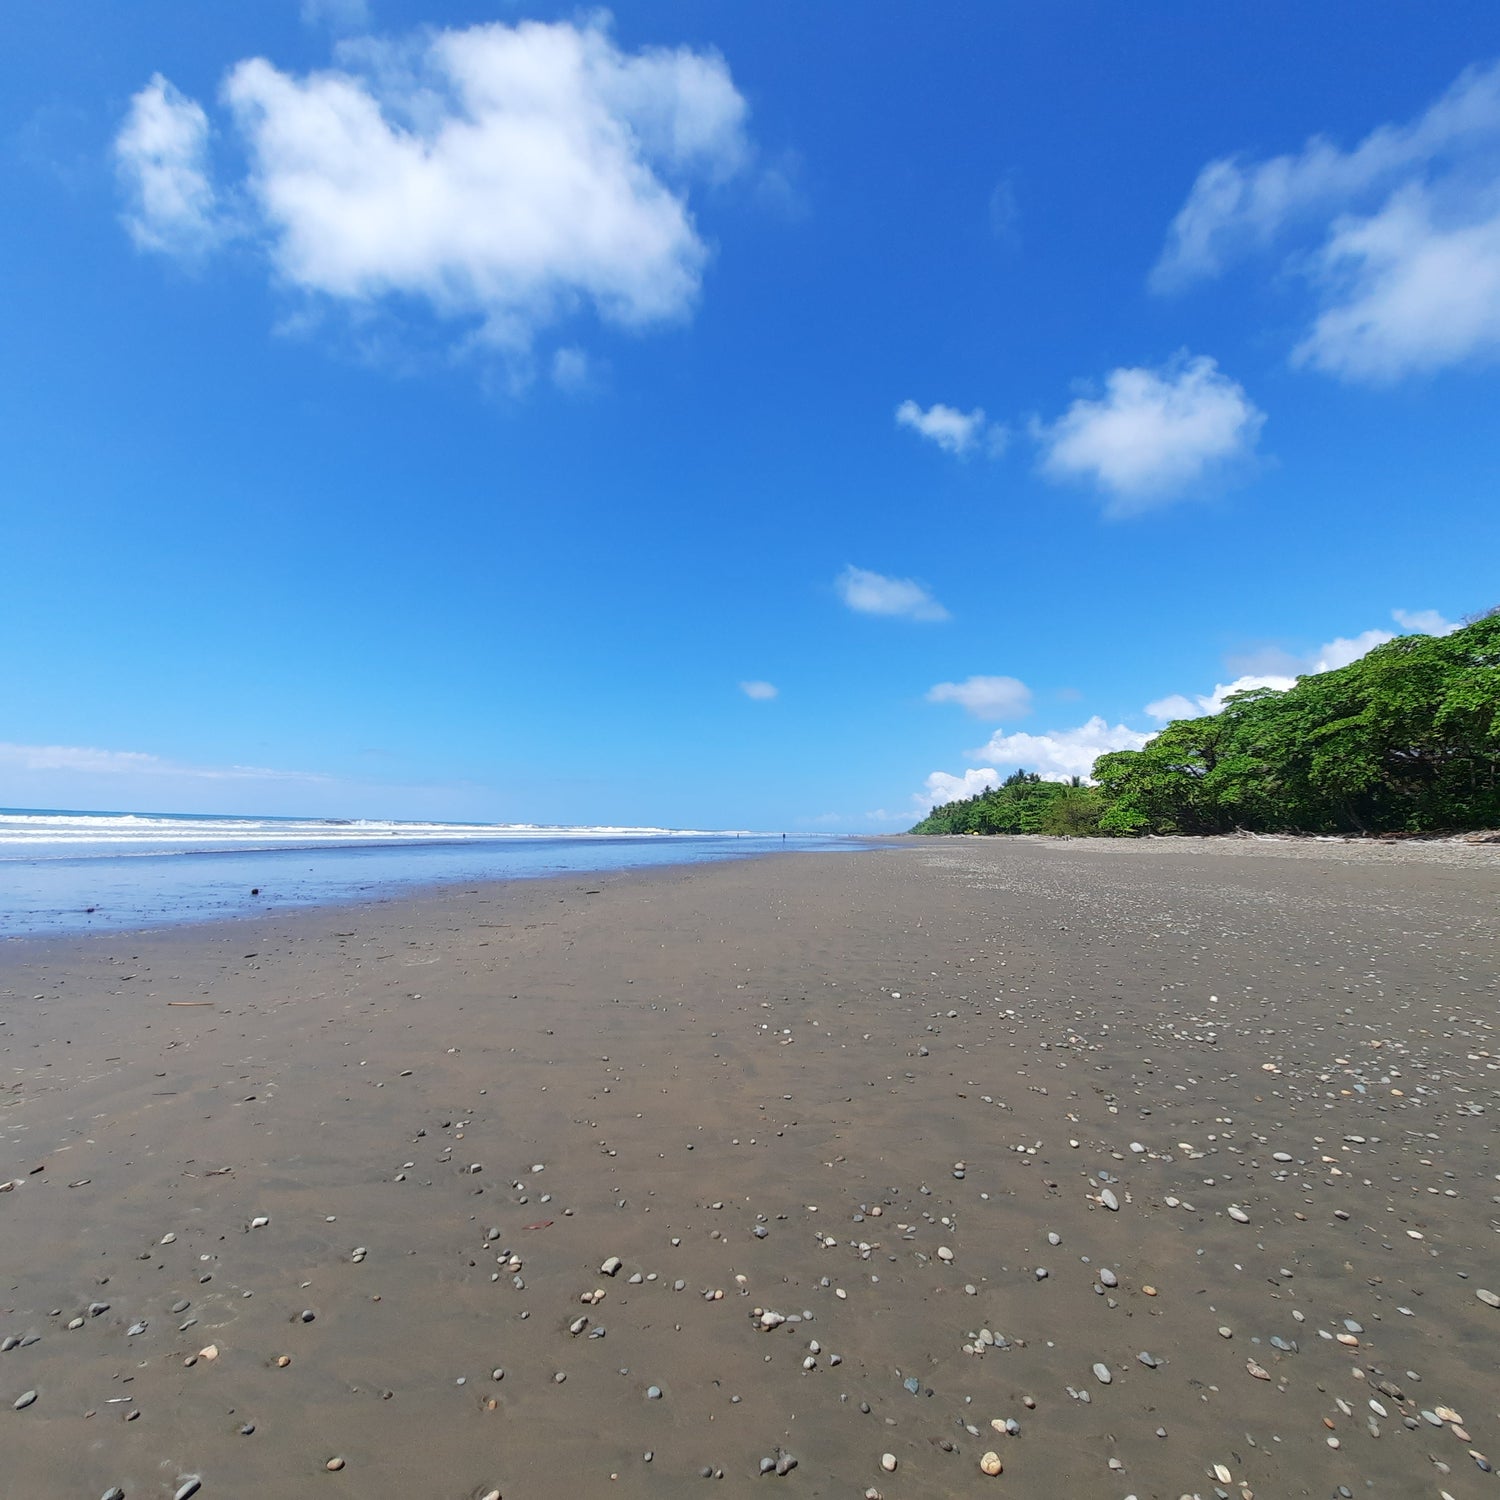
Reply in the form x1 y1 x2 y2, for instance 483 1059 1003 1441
912 612 1500 837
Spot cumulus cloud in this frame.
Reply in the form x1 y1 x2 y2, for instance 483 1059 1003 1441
920 767 1001 808
1035 354 1264 513
1144 673 1297 723
1145 607 1459 722
835 565 950 622
114 74 223 254
925 674 1032 720
1393 607 1459 635
739 680 777 700
1153 61 1500 380
116 18 750 353
965 717 1153 781
896 399 995 455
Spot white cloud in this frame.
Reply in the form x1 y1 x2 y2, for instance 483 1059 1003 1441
0 742 329 782
1153 61 1500 380
896 399 989 455
835 565 950 622
739 680 777 700
1294 186 1500 380
1035 354 1264 513
920 767 1001 808
1145 607 1459 723
118 18 749 352
114 74 223 255
925 674 1032 720
965 717 1152 781
1309 628 1394 672
1393 607 1459 635
1144 673 1297 723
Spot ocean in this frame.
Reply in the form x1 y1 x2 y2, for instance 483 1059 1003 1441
0 808 863 937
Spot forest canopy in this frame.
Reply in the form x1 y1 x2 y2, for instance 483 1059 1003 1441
910 612 1500 837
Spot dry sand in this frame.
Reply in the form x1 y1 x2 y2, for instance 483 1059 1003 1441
1 836 1497 1500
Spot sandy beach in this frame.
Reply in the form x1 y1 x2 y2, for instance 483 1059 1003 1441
2 836 1497 1500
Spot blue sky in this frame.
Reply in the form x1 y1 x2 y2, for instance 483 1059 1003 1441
3 1 1498 830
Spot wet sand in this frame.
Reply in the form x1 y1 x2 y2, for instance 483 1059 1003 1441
1 837 1497 1499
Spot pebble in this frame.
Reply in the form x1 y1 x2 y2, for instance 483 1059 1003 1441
174 1482 201 1500
1138 1351 1158 1367
1477 1289 1500 1309
880 1454 897 1472
1227 1205 1249 1223
980 1452 1002 1475
325 1457 345 1471
1092 1362 1112 1384
1098 1268 1117 1287
601 1257 622 1276
647 1385 662 1400
101 1490 126 1500
14 1390 38 1410
1099 1189 1119 1211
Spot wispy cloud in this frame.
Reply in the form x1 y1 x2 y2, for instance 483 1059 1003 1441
739 680 778 700
1153 61 1500 381
925 674 1032 720
115 18 751 357
835 565 950 622
1034 354 1264 514
300 0 371 32
0 742 331 782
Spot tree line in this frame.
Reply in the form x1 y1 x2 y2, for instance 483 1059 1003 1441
910 611 1499 837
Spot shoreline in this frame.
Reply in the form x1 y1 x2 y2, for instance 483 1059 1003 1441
2 839 1496 1498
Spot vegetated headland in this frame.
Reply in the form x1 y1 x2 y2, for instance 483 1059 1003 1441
911 610 1500 838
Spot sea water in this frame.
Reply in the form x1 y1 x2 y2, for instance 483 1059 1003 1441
0 808 863 936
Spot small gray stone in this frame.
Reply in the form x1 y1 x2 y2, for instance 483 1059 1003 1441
14 1390 38 1410
1092 1362 1112 1384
